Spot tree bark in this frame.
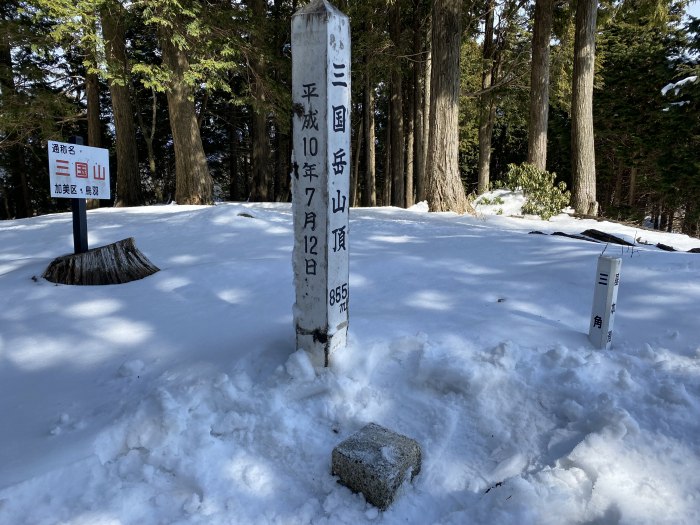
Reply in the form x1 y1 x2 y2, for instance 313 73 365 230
412 5 425 206
43 237 159 286
273 123 290 202
250 0 271 201
613 161 622 207
85 70 101 210
272 0 291 203
0 28 30 218
251 109 270 201
134 89 159 191
628 165 637 207
390 5 405 207
426 0 470 213
1 181 10 219
362 82 377 207
527 0 554 170
417 25 431 203
159 26 213 205
86 72 101 148
477 0 496 195
571 0 598 216
351 113 362 207
405 78 415 208
228 103 241 201
383 115 392 206
102 2 144 207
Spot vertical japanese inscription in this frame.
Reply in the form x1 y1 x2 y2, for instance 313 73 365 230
299 81 322 278
291 1 350 366
326 20 350 325
588 256 622 349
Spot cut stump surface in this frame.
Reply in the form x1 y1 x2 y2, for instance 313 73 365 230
43 237 159 285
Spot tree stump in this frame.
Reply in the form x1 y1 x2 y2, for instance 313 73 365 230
43 237 159 285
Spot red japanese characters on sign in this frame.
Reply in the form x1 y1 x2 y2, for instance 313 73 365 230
48 140 111 199
93 164 106 180
55 159 70 176
75 162 88 179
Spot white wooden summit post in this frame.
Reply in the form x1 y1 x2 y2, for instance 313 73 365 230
291 0 351 367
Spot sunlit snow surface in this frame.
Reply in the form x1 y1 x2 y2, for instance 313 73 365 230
1 197 700 524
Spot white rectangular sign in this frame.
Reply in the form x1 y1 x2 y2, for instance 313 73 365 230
48 140 110 199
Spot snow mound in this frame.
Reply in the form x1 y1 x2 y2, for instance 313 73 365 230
473 189 527 217
1 202 699 524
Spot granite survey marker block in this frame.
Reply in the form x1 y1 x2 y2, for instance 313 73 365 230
331 423 421 510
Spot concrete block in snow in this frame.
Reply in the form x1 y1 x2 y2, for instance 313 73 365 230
331 423 421 510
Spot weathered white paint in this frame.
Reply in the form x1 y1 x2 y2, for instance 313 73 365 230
588 256 622 349
291 0 350 367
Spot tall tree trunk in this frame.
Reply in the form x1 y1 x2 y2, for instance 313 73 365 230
351 112 362 207
136 89 159 191
275 125 290 202
242 141 251 199
426 0 470 213
251 110 270 200
477 0 496 195
417 25 431 203
273 0 291 202
86 72 101 148
383 115 392 207
250 0 271 201
477 104 497 195
1 181 10 219
134 86 159 195
228 104 241 201
159 27 213 205
682 199 697 236
85 70 101 210
659 207 668 231
8 147 29 218
363 82 377 207
102 2 144 207
390 6 405 207
413 5 425 205
527 0 554 170
405 78 415 208
571 0 598 216
613 174 622 209
628 165 637 207
0 30 30 218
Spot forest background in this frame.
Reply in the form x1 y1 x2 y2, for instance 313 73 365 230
0 0 698 235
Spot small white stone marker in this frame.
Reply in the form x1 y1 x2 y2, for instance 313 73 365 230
291 0 350 367
588 255 622 349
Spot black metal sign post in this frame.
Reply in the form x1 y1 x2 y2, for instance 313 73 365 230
68 136 88 254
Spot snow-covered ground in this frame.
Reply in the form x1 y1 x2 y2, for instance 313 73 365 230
1 194 699 524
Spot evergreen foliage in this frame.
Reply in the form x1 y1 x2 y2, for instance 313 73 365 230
504 162 570 220
0 0 697 233
594 0 698 233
